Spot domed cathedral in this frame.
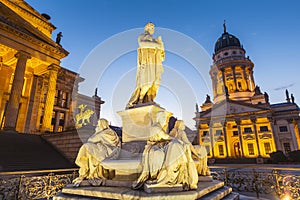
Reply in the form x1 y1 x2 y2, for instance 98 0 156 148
194 22 300 163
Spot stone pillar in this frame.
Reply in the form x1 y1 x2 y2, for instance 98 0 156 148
251 117 261 156
236 120 245 157
24 74 38 133
41 64 60 132
288 119 298 150
221 68 226 94
4 51 31 131
223 122 229 157
250 70 255 91
209 126 214 157
54 111 60 132
212 75 217 97
231 66 237 91
242 66 249 91
269 117 281 151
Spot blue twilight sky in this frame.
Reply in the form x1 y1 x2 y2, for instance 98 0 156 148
26 0 300 129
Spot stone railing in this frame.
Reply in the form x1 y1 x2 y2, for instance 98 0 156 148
0 168 78 200
210 166 300 199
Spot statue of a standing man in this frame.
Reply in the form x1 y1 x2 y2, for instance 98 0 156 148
127 22 165 108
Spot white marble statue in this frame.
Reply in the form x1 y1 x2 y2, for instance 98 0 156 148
170 120 210 176
127 22 165 108
73 118 121 187
132 114 198 190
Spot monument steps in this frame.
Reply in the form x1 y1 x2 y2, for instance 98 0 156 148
54 180 238 200
199 186 232 200
221 192 240 200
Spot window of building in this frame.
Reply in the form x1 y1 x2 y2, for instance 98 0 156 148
264 142 271 154
233 130 239 136
283 143 291 154
248 143 255 155
279 126 288 132
54 90 60 106
58 126 63 132
51 111 56 127
61 92 68 108
202 131 208 136
59 112 65 126
260 126 269 132
218 144 224 156
224 52 228 56
215 130 223 135
237 82 242 90
244 127 252 133
232 51 236 55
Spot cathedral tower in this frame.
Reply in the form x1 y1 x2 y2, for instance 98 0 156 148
210 22 265 104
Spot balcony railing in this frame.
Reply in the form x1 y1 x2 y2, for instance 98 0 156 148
210 165 300 199
1 166 299 199
0 168 78 200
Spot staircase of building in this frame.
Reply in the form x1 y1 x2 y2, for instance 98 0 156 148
0 131 74 171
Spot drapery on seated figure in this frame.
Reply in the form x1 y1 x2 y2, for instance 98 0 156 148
132 114 199 190
73 118 121 187
127 22 165 108
170 120 210 176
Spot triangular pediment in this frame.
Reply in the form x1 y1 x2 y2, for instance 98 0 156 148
0 1 68 58
0 2 53 45
200 100 270 119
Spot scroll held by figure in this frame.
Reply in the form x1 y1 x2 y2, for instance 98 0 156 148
73 118 121 187
127 22 165 108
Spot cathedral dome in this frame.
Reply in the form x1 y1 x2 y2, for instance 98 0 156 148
214 32 241 53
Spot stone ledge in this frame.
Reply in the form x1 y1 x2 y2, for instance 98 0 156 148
58 180 225 200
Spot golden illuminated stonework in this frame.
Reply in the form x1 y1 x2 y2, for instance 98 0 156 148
75 104 94 128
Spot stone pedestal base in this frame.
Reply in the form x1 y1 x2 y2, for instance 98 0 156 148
54 180 238 200
117 105 172 142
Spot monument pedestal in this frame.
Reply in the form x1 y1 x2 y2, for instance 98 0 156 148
117 104 172 142
54 180 239 200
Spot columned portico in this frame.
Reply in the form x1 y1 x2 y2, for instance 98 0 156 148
4 51 31 131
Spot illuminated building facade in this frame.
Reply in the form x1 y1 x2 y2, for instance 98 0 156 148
0 0 103 133
194 24 300 160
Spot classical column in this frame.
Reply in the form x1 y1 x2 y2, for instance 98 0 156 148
236 119 245 157
209 126 214 157
231 66 237 91
251 117 261 156
288 119 298 150
250 70 255 91
212 75 217 97
41 64 60 132
54 111 60 132
269 117 281 151
4 51 31 131
223 122 229 157
221 68 226 94
242 66 249 91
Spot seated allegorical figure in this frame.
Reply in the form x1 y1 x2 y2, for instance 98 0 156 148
73 118 121 187
169 120 210 176
132 113 199 190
